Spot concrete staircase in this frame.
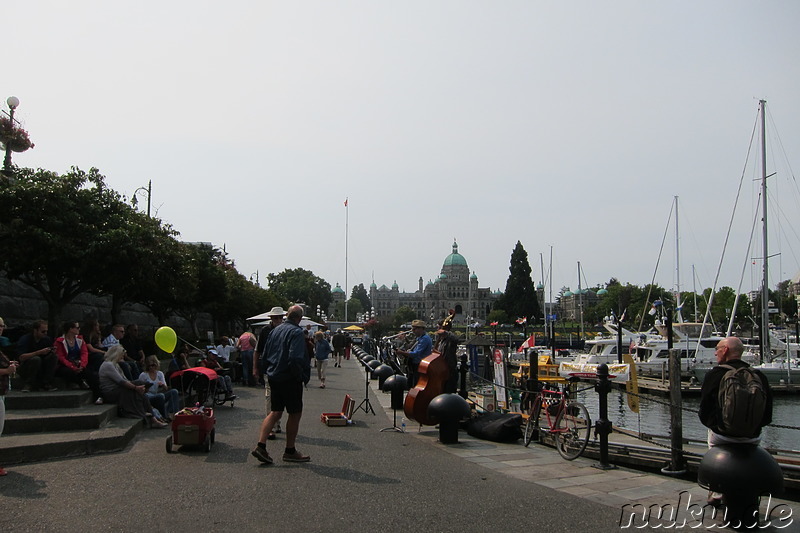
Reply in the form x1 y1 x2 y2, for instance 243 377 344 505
1 390 144 464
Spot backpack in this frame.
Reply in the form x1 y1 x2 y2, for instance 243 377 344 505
717 364 767 438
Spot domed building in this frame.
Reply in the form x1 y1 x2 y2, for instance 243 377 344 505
367 241 500 325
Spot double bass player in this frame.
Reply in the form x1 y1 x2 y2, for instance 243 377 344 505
395 320 431 387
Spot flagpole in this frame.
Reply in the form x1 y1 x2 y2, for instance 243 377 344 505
344 197 349 322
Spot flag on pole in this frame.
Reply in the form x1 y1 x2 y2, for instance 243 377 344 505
517 334 536 353
344 198 348 207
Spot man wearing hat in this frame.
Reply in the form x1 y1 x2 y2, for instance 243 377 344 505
254 306 286 440
396 319 432 387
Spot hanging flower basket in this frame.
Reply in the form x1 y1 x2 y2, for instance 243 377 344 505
0 116 34 153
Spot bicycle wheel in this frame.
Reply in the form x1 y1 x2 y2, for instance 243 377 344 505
523 397 541 447
555 401 591 460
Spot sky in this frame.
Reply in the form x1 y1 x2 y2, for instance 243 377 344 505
5 2 800 302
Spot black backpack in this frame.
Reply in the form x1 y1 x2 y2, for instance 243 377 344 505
717 364 767 438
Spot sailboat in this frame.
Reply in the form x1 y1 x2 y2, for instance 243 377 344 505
692 100 799 386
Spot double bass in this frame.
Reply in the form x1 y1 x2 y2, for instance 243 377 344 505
403 311 454 425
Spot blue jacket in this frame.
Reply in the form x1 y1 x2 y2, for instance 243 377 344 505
408 334 433 364
264 321 310 384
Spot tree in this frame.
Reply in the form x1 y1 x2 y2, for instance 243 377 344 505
393 306 417 328
351 283 371 311
334 298 363 321
487 309 509 325
0 166 149 328
267 268 332 314
494 241 540 322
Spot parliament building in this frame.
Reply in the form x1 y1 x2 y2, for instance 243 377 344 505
332 241 501 326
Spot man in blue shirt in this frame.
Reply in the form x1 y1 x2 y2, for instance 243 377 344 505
251 305 311 464
397 319 432 387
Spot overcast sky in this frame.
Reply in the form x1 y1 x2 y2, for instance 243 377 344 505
6 2 800 302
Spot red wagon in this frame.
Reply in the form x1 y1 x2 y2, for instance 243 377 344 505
166 404 216 453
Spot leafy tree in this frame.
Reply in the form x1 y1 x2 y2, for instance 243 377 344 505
92 209 187 325
393 306 417 328
487 309 509 325
334 298 363 321
267 268 332 314
0 167 148 328
351 283 371 311
494 241 540 321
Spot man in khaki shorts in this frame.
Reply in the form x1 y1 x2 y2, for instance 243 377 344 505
254 307 285 440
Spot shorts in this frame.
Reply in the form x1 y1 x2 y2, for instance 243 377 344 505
267 379 304 414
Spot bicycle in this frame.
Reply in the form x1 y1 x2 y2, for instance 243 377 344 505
522 381 592 460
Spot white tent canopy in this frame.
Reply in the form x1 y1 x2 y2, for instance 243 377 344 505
247 312 322 328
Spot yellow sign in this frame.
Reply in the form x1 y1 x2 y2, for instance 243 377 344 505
623 354 639 413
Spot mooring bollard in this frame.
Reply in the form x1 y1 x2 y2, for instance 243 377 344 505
593 363 615 470
428 393 470 444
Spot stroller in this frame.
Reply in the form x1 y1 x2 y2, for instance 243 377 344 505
169 366 235 408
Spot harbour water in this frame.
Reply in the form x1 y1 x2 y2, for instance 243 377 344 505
573 388 800 452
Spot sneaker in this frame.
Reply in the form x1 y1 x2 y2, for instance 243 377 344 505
95 397 104 405
282 450 310 463
224 394 237 401
251 447 274 464
319 383 325 389
274 424 282 434
267 432 276 440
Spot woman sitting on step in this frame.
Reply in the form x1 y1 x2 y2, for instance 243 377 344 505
99 345 167 429
138 355 181 421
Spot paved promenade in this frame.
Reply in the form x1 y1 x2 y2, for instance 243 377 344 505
1 357 797 532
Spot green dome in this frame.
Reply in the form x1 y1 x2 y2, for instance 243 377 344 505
443 241 468 267
470 272 477 280
391 280 398 289
597 288 608 296
370 281 377 289
332 283 345 294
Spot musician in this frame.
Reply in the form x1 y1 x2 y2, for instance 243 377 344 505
434 313 459 394
396 320 432 387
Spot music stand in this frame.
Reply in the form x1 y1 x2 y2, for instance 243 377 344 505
380 374 407 433
355 359 380 415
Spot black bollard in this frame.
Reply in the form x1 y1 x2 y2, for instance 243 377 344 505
428 393 470 444
372 364 394 389
593 363 616 470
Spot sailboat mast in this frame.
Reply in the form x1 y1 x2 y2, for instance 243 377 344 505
674 196 683 322
549 246 554 354
345 197 349 322
577 261 585 339
760 100 770 360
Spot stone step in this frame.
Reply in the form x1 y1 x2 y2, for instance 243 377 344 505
5 390 94 409
3 405 118 434
0 417 144 465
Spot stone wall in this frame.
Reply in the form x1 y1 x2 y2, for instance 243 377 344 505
0 275 213 344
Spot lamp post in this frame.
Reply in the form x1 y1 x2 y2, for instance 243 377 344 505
2 96 20 177
132 179 152 217
249 271 259 287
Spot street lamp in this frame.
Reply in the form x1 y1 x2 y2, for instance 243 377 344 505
132 179 152 217
249 271 259 287
2 96 21 177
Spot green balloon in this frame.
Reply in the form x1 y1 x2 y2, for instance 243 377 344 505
154 326 177 353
